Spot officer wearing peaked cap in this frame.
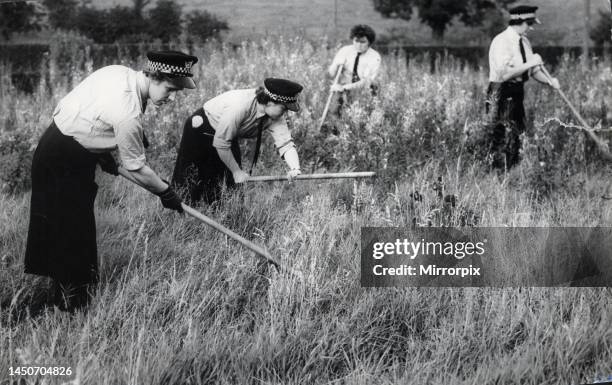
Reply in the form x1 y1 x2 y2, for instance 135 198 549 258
24 50 198 312
486 5 560 169
172 78 304 204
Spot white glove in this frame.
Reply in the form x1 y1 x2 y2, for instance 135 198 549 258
287 168 301 181
283 146 300 171
331 84 345 92
232 169 250 184
549 77 560 90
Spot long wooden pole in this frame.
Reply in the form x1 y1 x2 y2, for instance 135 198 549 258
318 64 344 131
540 66 612 161
248 171 376 183
117 168 303 278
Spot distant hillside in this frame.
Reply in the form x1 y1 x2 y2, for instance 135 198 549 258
95 0 609 46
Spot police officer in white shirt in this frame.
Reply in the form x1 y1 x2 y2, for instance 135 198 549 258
327 25 382 121
171 78 303 204
24 51 197 312
486 5 560 169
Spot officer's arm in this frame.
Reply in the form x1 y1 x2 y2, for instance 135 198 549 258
114 117 167 193
211 106 247 175
531 69 554 86
216 148 241 173
127 165 168 193
329 48 346 77
501 61 539 82
217 148 249 183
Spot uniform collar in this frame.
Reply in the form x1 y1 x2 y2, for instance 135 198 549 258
353 46 370 56
506 26 522 40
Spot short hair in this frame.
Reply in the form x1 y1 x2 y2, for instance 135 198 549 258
144 70 175 83
255 86 273 104
350 24 376 44
509 19 537 26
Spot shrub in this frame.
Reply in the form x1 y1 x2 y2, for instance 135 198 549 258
0 130 35 194
185 10 229 43
590 9 612 47
147 0 182 43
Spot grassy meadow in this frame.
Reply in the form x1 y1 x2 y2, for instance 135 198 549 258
1 36 612 384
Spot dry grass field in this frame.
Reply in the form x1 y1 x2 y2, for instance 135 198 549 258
1 35 612 384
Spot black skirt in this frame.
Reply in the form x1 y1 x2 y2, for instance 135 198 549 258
171 108 241 205
485 81 526 168
24 122 99 285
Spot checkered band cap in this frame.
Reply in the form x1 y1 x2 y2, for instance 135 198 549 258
508 5 540 23
146 59 194 77
145 50 198 77
262 78 303 104
263 87 298 103
510 12 536 20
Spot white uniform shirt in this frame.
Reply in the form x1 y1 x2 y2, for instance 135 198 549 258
52 65 147 171
203 89 294 157
488 26 535 83
330 45 381 89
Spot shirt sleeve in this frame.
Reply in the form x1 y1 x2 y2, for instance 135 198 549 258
114 116 146 171
329 46 348 74
362 52 381 81
489 37 513 82
266 117 294 157
212 104 248 150
522 38 540 76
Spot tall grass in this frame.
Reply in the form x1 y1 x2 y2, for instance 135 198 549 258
1 36 612 384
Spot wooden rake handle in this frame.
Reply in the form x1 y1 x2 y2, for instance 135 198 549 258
247 171 376 183
318 64 344 131
540 66 612 161
117 168 303 278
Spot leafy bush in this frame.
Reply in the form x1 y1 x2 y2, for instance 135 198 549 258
590 9 612 47
147 0 182 43
185 10 229 43
0 130 35 194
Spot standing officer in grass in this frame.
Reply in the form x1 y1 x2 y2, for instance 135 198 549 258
486 5 560 169
171 78 303 204
327 24 381 120
25 51 196 312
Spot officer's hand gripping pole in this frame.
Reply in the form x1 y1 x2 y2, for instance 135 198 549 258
117 167 304 280
318 63 344 132
540 65 612 161
247 171 376 183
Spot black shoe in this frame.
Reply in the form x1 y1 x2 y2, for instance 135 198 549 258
52 280 92 313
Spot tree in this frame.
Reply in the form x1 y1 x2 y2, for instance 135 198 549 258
590 9 612 46
0 1 43 41
372 0 516 41
74 5 108 43
106 6 148 43
185 10 229 43
147 0 182 43
132 0 151 17
43 0 78 31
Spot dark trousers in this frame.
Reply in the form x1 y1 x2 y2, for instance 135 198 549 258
485 82 526 169
25 122 99 310
171 108 241 205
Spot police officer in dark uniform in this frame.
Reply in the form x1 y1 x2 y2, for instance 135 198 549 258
25 51 197 312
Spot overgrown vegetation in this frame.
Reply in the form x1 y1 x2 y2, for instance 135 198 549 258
0 37 611 384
